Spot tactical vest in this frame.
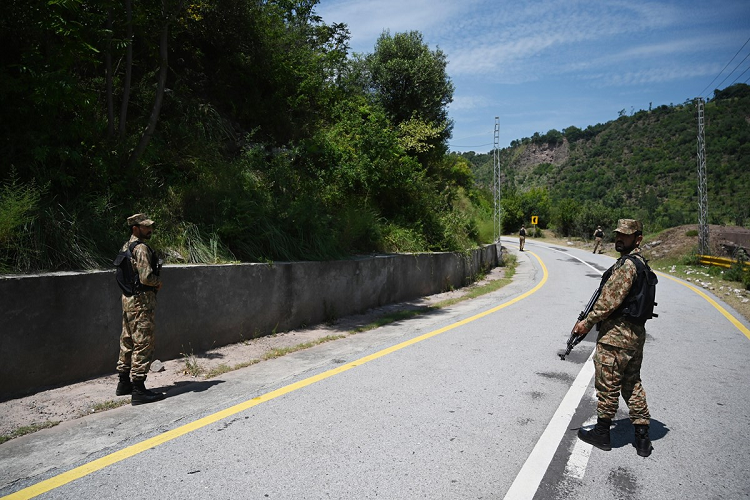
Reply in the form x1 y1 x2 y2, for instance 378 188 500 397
113 241 160 296
599 254 658 325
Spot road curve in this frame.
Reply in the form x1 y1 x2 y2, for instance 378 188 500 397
1 238 749 499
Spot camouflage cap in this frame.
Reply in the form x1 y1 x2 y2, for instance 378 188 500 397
614 219 642 235
127 213 155 227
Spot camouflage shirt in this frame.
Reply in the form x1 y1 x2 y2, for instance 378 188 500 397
121 235 160 312
582 247 646 350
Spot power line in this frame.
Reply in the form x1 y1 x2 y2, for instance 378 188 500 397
699 35 750 98
728 64 750 87
714 51 750 91
448 142 493 148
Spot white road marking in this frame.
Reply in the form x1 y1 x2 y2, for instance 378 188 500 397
503 349 596 499
564 399 597 479
549 246 604 275
502 239 604 498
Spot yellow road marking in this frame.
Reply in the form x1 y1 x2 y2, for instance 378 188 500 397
657 272 750 340
4 253 548 500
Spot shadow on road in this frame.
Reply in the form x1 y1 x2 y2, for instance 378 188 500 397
161 379 225 397
610 417 670 449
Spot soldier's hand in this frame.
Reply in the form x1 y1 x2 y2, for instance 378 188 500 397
573 320 590 336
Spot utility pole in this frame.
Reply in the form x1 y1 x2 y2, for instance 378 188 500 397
696 98 709 255
493 117 501 242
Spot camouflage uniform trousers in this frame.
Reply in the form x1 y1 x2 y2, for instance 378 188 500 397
593 237 602 253
519 236 525 251
594 341 650 425
117 301 156 381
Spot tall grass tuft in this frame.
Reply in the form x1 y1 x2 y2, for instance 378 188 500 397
181 223 236 264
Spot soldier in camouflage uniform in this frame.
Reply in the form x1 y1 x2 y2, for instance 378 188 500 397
573 219 653 457
116 213 166 405
592 225 604 254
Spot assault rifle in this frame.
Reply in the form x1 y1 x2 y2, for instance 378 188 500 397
559 286 601 360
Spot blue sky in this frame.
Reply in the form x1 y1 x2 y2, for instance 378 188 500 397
314 0 750 153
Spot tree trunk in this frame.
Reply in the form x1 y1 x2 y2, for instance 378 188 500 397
127 16 169 169
118 0 133 139
105 9 114 138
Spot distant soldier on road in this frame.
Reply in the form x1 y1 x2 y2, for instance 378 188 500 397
593 225 604 254
519 224 526 252
573 219 655 457
116 213 166 405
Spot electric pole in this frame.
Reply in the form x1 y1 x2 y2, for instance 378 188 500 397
696 98 709 255
493 117 501 242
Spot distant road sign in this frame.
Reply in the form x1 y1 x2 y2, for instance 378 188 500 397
531 216 538 225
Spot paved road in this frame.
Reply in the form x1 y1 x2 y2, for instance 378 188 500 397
2 239 749 499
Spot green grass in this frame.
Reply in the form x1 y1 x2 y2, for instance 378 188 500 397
181 351 205 377
91 399 129 413
350 309 429 333
261 335 347 360
205 359 262 379
0 421 60 444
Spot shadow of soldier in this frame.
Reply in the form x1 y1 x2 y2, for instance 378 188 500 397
609 417 669 450
156 380 225 398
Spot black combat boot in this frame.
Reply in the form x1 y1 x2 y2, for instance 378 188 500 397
115 371 133 396
131 379 166 406
577 417 612 451
634 424 653 457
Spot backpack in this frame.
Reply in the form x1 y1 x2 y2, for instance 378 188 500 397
113 241 158 296
615 254 658 325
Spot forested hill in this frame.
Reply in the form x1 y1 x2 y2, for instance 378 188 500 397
460 83 750 235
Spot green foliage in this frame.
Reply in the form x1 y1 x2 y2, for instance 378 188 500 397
0 175 42 272
366 30 454 166
500 187 551 233
1 1 491 273
724 250 750 289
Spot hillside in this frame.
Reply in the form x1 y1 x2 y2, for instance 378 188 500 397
462 83 750 233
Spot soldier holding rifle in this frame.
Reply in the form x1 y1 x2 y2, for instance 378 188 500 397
570 219 655 457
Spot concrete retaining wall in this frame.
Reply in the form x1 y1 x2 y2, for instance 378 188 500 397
0 244 501 400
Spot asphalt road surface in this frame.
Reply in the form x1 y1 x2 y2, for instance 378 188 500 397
2 238 749 499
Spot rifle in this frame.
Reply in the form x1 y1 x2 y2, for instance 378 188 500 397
559 286 601 360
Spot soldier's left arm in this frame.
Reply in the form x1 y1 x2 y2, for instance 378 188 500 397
132 245 161 288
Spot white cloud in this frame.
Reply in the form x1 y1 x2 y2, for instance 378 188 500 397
448 94 495 112
316 0 474 52
589 63 728 87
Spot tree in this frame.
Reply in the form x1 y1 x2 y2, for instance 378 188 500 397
366 31 454 163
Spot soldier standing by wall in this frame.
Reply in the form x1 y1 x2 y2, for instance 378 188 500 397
519 224 526 252
593 225 604 254
116 213 166 405
572 219 654 457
